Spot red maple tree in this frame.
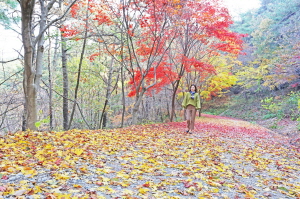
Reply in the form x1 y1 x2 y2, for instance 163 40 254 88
62 0 246 124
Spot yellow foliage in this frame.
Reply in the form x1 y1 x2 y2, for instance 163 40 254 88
0 117 299 198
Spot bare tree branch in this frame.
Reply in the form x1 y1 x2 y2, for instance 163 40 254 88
46 0 57 11
14 49 24 59
34 0 79 47
0 58 20 64
0 103 23 117
0 69 24 86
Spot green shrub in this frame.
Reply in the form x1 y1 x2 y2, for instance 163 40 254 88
262 113 277 119
35 116 50 129
270 124 278 129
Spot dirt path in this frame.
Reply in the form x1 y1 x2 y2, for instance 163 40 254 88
0 115 299 198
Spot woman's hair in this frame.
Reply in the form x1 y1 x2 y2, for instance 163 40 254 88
189 84 197 92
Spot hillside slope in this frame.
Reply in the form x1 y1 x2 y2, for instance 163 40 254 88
203 88 299 139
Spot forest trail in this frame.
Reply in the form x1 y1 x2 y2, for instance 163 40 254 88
0 115 299 198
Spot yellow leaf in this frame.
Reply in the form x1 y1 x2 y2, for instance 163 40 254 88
116 172 130 179
35 154 45 162
21 168 37 177
57 150 63 157
73 184 82 188
4 186 15 195
73 148 84 156
34 186 42 194
226 183 235 188
211 188 219 193
216 165 224 172
245 191 255 198
138 187 150 194
120 181 130 187
65 155 71 160
44 144 53 149
19 180 29 185
55 193 72 199
54 173 70 180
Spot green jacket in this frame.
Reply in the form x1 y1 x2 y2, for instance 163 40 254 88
182 92 201 110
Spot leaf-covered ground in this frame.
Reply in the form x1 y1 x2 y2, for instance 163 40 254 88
1 115 299 198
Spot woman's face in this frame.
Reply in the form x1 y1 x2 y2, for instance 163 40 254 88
190 85 196 92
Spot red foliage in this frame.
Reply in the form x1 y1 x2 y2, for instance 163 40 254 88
70 3 80 17
61 0 113 38
182 56 216 74
89 52 101 61
93 10 113 26
170 118 272 139
60 25 79 38
64 0 246 100
128 63 178 97
291 83 299 88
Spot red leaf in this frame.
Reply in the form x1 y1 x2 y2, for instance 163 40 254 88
55 158 62 166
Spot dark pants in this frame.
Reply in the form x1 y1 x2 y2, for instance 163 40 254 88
186 105 196 131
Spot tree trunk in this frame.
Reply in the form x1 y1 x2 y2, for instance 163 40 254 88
119 4 126 128
132 89 146 124
99 99 108 129
34 0 46 92
21 0 37 130
68 1 89 129
48 35 53 130
103 113 107 128
61 31 69 130
165 88 170 119
20 0 77 130
170 79 180 122
49 30 60 130
52 30 60 70
102 58 114 128
120 63 125 128
20 0 52 130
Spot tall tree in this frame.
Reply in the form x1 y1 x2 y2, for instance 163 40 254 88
165 0 244 121
19 0 77 130
60 29 69 130
58 0 70 131
119 0 179 124
68 0 90 130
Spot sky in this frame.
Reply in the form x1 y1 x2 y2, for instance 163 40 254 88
0 26 22 60
0 0 261 60
222 0 261 19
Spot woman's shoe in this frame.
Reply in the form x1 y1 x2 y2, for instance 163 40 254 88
185 130 189 133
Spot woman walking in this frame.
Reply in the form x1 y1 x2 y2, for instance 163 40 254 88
182 84 201 134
